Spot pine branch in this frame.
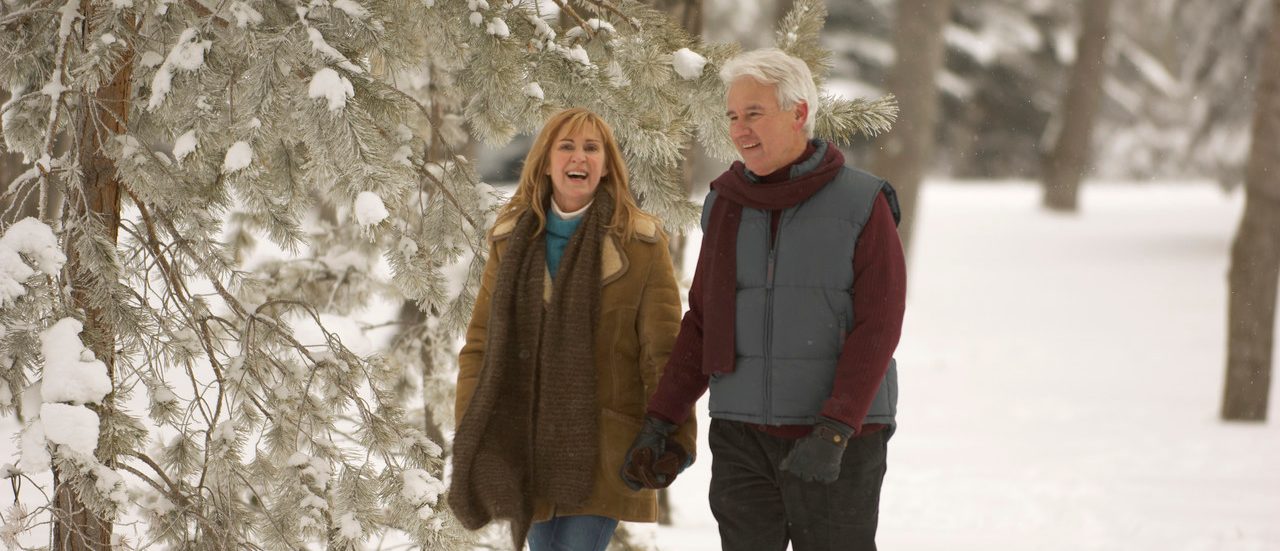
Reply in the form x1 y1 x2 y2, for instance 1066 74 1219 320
552 0 596 38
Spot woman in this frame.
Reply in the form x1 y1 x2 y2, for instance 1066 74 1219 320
449 108 696 551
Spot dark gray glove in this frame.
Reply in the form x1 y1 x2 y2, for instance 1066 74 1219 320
621 415 686 491
779 417 855 484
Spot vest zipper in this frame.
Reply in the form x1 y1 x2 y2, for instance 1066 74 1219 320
764 212 783 425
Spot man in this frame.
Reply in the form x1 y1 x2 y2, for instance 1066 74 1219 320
620 48 906 550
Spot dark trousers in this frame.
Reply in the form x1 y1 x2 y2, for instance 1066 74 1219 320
708 419 888 551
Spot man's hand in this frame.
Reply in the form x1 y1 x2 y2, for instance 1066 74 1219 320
621 415 688 491
779 417 855 484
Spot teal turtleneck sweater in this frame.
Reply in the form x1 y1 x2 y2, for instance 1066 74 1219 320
545 208 585 280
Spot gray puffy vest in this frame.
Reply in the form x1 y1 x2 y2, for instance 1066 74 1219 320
703 144 900 427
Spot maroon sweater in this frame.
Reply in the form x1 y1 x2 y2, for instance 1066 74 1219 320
648 151 907 439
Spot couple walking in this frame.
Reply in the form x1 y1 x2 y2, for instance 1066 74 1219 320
449 48 906 551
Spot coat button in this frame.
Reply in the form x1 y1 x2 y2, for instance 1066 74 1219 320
519 350 530 360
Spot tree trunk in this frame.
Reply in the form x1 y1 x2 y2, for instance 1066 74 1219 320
53 5 133 548
1222 0 1280 422
1041 0 1113 212
870 0 952 253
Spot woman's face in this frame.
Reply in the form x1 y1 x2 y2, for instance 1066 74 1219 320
545 126 608 212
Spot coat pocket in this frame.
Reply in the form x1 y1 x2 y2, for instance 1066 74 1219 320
600 407 646 495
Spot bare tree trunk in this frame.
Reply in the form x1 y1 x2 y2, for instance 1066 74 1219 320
870 0 952 253
1222 0 1280 422
52 5 133 549
1041 0 1113 212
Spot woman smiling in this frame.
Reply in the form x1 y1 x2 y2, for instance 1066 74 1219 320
449 108 696 551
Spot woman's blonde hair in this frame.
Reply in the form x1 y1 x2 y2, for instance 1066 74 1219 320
498 108 648 240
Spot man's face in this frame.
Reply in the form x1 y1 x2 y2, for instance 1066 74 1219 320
725 77 809 176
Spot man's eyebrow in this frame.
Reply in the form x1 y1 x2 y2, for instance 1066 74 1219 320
726 104 765 116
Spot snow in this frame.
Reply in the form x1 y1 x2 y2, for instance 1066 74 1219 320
222 141 253 173
486 17 509 38
92 464 127 508
527 13 555 40
229 1 263 27
672 48 707 80
392 145 413 167
0 218 66 306
468 11 483 26
17 421 49 474
648 182 1280 550
173 130 198 162
111 0 132 8
116 134 144 159
401 468 445 505
39 403 99 456
466 0 487 9
331 0 369 19
100 33 116 45
139 51 164 68
308 67 354 111
562 44 591 67
210 420 236 444
151 386 177 404
147 28 212 111
337 512 362 539
306 28 364 74
565 18 617 40
354 191 388 226
301 493 328 510
1 218 65 275
20 381 42 419
523 82 544 100
39 318 111 405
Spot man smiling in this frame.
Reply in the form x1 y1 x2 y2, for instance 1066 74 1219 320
622 48 907 550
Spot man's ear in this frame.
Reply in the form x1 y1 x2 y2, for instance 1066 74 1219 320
794 101 809 131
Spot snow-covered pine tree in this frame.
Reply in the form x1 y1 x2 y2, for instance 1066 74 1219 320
0 0 894 548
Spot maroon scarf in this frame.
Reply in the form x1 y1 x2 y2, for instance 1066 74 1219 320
700 141 845 374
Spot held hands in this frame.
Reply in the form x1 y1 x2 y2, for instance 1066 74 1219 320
620 415 689 491
779 417 856 484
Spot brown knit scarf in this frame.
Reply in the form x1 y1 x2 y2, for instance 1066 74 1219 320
449 196 612 548
700 141 845 374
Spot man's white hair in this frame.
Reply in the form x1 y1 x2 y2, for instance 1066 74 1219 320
719 48 820 137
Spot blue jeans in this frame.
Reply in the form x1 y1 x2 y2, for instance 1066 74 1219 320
526 515 619 551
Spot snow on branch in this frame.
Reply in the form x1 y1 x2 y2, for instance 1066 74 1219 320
147 28 212 111
0 218 65 306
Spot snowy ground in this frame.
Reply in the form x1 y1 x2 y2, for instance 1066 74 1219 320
642 181 1280 551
